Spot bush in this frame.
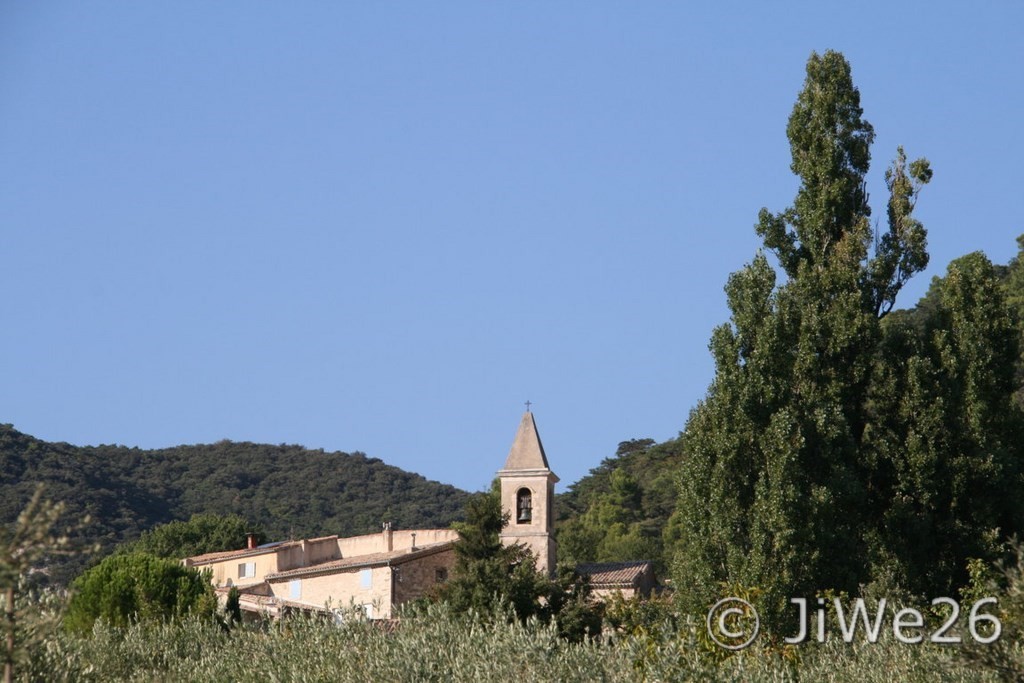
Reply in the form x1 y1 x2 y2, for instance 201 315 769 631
18 599 1012 682
65 552 215 633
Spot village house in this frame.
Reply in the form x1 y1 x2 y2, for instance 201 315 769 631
183 525 458 619
183 410 655 618
576 561 657 600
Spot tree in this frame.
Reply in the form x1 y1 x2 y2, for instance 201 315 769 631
673 51 934 629
558 470 660 569
998 234 1024 408
869 253 1023 595
0 487 79 683
439 487 549 622
557 438 682 573
438 487 602 640
224 586 242 626
64 552 215 633
119 514 260 560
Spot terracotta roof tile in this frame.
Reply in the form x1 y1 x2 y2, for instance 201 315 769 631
576 561 653 587
186 540 301 565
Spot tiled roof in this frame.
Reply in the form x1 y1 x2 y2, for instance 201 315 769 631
265 541 455 581
576 561 653 588
185 540 302 565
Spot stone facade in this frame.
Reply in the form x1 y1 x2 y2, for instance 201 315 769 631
185 527 457 619
392 547 456 605
264 543 457 619
497 411 558 576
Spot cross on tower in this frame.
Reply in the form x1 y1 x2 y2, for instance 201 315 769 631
525 400 532 412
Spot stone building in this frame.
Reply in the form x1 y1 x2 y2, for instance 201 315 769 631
183 409 652 618
183 526 458 619
576 561 657 600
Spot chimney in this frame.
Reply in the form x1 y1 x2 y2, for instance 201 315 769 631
382 522 393 552
246 533 257 550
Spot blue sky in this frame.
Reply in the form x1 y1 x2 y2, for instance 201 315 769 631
2 3 1022 493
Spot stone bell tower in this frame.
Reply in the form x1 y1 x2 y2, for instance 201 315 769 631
498 409 558 576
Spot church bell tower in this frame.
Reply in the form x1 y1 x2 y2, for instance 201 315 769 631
497 409 558 576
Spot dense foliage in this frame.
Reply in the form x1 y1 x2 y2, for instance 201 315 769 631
117 514 262 560
0 427 469 583
554 236 1024 597
6 483 1021 681
671 50 1022 630
5 596 1022 682
0 487 72 680
439 487 602 642
866 253 1023 597
64 552 216 633
556 438 682 574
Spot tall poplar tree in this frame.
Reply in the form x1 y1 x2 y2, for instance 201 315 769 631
868 253 1023 596
672 51 933 627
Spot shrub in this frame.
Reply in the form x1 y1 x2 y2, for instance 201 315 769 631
65 552 215 633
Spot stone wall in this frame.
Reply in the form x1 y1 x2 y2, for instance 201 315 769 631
393 548 456 605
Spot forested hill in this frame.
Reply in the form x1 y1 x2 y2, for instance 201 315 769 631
555 437 683 575
0 425 470 584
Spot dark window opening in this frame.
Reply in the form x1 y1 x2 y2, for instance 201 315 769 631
517 488 533 524
435 567 448 583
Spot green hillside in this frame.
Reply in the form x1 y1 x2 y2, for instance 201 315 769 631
555 438 683 574
0 425 469 584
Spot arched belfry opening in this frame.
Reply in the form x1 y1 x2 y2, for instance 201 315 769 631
498 410 558 576
516 488 533 524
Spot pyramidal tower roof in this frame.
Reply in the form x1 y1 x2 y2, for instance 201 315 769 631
502 411 550 471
